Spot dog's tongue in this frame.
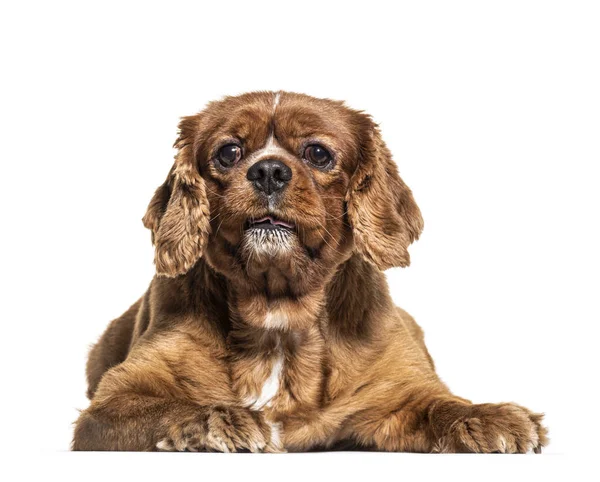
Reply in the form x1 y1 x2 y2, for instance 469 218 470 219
255 216 295 229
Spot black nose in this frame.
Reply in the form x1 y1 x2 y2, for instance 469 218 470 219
246 159 292 195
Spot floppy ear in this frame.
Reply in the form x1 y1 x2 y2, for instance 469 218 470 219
346 116 424 270
142 116 210 277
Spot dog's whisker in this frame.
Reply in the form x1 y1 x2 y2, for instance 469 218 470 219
310 219 345 257
325 209 349 221
213 212 232 240
205 186 227 199
209 211 224 223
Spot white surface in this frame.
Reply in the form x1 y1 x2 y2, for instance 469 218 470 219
0 0 598 480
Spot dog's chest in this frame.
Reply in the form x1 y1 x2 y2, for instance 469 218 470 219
232 329 325 418
243 350 285 411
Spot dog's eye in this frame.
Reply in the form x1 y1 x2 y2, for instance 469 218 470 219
217 144 242 167
304 145 332 168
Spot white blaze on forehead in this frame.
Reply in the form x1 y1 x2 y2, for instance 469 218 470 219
248 134 287 162
272 91 281 114
245 92 285 162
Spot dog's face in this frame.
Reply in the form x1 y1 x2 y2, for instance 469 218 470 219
143 92 423 321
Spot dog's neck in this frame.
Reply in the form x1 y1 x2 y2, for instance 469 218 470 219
184 254 393 339
172 253 392 342
215 253 392 343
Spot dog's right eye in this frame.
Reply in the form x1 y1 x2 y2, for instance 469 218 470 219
216 144 242 167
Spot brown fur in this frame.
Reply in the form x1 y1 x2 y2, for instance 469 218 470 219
73 91 547 453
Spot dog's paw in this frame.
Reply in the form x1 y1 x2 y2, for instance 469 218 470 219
156 406 284 453
434 402 548 453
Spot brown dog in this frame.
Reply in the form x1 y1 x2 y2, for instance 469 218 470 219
73 91 547 453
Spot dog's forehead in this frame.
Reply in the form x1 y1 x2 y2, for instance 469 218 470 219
274 95 354 143
203 92 354 150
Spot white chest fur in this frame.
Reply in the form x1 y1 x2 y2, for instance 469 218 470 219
263 310 288 330
244 311 288 409
247 352 284 410
238 312 288 450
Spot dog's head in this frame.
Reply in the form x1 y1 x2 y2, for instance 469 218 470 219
143 92 423 292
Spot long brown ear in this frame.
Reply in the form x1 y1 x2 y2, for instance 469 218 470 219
142 116 210 277
346 115 424 270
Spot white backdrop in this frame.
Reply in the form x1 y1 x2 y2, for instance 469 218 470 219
1 1 598 480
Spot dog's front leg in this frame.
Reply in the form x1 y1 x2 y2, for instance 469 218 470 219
73 329 282 452
349 390 548 453
73 396 279 452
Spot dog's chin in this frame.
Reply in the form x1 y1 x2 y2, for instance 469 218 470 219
241 225 296 260
239 215 299 261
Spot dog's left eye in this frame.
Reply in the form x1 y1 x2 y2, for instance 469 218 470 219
217 144 242 167
303 145 332 168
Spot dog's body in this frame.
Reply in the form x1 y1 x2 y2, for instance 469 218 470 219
73 92 547 453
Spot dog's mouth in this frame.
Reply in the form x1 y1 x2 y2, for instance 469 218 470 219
242 215 298 254
246 216 296 232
